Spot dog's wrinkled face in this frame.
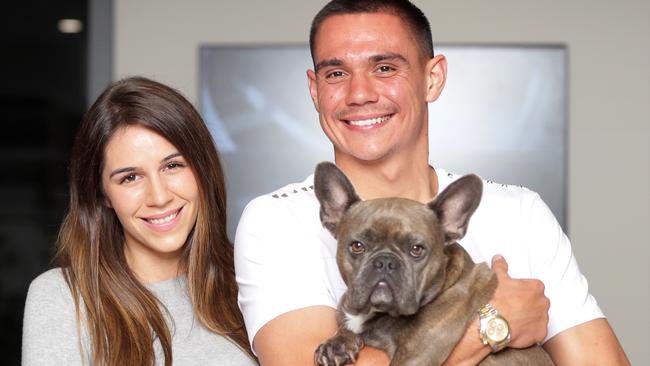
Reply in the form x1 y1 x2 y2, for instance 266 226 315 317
314 162 482 317
336 198 447 316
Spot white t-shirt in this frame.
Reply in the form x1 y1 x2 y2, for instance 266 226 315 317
234 168 604 350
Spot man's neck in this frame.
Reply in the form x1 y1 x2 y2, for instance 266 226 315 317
335 154 438 203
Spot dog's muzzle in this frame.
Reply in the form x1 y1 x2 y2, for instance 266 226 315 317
367 253 402 310
372 253 401 273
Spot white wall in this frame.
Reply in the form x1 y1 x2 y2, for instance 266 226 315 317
115 0 650 363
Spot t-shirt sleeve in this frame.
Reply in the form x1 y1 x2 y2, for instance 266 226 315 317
22 269 87 365
234 195 338 350
524 193 605 341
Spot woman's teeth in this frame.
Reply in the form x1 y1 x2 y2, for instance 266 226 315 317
348 115 391 127
148 211 178 225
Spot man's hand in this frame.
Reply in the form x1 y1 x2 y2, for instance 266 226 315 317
490 254 550 348
443 255 551 365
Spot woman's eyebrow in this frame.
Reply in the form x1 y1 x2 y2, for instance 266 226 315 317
108 153 182 178
161 152 182 162
109 166 135 178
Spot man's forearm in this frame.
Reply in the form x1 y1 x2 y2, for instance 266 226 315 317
353 347 391 365
442 317 491 366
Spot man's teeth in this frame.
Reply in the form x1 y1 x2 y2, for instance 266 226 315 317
348 115 390 127
148 211 178 225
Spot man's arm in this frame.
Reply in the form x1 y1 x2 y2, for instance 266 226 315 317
544 318 630 365
443 255 550 365
254 306 390 366
443 256 631 365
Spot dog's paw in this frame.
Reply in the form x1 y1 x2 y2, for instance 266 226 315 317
314 334 364 366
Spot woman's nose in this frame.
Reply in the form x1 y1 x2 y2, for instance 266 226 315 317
145 175 173 207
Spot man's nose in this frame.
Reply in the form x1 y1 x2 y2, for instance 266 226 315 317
345 73 379 105
145 176 172 207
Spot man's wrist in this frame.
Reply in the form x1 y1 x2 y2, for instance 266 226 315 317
478 303 511 353
442 316 492 366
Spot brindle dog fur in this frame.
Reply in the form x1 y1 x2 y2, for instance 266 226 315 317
313 162 553 366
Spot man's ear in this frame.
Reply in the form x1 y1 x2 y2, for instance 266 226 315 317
425 54 447 103
307 69 320 112
427 174 482 243
314 162 360 237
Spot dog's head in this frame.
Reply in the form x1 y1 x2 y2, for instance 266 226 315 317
314 162 482 317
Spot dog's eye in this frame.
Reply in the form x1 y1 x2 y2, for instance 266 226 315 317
349 241 366 255
409 245 425 258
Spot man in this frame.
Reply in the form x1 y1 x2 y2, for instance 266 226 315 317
234 0 629 364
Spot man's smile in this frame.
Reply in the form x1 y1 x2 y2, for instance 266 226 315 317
345 114 393 127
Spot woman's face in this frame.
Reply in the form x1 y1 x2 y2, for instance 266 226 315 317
101 124 199 282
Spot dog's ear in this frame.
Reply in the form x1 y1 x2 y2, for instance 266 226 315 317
314 162 361 237
428 174 482 243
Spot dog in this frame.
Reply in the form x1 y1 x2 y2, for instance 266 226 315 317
313 162 553 366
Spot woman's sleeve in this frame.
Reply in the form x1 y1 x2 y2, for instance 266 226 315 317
22 269 86 365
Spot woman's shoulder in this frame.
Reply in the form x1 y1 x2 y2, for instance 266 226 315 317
29 267 66 289
23 268 90 364
26 267 73 307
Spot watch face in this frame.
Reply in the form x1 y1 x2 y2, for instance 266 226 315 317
486 317 509 342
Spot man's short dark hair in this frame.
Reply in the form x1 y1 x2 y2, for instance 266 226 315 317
309 0 434 63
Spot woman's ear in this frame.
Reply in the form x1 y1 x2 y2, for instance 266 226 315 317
425 54 447 103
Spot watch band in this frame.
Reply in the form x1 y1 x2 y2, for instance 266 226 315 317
478 303 498 318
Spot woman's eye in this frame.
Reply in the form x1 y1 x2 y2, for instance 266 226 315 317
409 244 425 258
120 174 137 184
164 161 185 171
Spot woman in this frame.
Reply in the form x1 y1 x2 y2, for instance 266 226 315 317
22 77 257 365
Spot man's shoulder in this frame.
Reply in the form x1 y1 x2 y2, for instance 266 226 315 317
439 169 548 233
440 169 541 207
236 173 324 244
266 174 317 201
242 174 318 216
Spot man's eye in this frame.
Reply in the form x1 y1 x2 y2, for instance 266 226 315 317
376 65 396 73
325 70 345 79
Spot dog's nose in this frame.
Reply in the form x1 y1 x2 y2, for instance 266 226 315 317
372 254 400 272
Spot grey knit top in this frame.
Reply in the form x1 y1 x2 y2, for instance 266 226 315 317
22 268 257 365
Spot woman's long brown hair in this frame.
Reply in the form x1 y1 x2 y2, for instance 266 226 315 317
56 77 255 365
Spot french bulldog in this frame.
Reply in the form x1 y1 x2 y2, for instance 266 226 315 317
313 162 553 366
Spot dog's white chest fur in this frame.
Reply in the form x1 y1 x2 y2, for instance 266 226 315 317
344 312 373 334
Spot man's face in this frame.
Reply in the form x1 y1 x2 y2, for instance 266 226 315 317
308 12 446 164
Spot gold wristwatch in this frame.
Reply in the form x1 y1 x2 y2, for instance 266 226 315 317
478 303 511 352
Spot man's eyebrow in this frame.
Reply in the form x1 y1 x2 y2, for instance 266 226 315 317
370 53 409 64
315 53 409 73
108 152 183 178
314 58 343 73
